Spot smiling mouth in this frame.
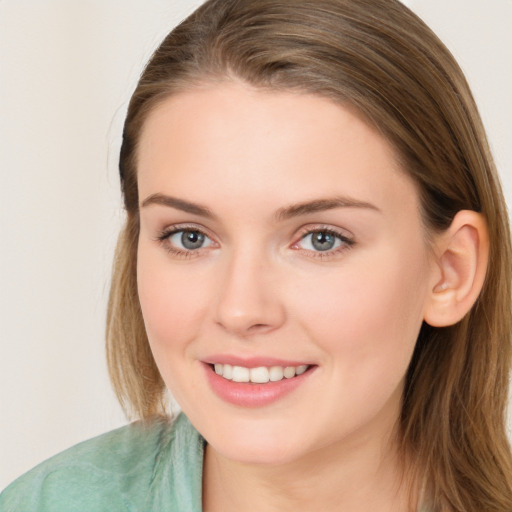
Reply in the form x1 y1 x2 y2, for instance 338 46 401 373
210 363 310 383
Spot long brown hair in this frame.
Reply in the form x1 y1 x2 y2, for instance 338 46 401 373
106 1 512 510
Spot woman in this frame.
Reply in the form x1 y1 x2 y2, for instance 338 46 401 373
2 0 511 510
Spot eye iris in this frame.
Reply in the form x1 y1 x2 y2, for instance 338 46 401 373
181 231 205 250
311 231 336 251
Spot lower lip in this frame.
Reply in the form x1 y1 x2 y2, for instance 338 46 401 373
203 364 315 408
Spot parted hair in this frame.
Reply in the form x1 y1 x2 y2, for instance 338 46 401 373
106 1 512 510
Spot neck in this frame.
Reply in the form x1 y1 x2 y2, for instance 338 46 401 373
202 425 418 512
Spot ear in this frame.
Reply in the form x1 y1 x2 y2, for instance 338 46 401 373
424 210 489 327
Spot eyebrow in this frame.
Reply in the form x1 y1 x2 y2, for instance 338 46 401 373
140 193 380 220
141 193 216 219
274 197 380 221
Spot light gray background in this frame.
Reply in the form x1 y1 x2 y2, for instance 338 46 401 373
1 0 511 489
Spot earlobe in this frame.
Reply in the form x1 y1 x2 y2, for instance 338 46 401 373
424 210 489 328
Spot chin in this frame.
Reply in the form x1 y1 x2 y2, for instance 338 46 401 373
200 415 311 466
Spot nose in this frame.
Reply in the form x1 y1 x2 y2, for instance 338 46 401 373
215 247 286 337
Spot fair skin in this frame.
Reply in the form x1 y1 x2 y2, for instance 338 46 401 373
135 82 488 512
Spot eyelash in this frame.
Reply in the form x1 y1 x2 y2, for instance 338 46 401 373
155 224 355 260
292 226 355 260
155 224 215 259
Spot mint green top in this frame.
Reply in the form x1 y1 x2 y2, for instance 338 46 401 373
1 413 433 511
0 414 204 512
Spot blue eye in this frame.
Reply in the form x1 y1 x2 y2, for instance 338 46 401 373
297 229 353 253
166 229 215 251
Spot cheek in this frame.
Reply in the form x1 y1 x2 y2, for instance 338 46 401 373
136 248 210 357
291 245 430 368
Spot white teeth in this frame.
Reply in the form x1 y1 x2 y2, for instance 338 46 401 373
232 366 250 382
213 363 309 383
269 366 284 381
223 364 233 380
283 366 296 379
250 367 269 383
296 365 308 375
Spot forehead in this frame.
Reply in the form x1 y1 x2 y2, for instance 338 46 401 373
136 82 418 217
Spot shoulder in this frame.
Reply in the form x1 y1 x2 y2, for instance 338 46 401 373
0 413 204 512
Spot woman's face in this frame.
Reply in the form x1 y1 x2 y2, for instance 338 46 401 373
136 82 438 466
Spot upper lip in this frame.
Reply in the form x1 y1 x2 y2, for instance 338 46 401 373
203 355 313 368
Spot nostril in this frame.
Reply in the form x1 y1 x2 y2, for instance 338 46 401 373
247 323 272 333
